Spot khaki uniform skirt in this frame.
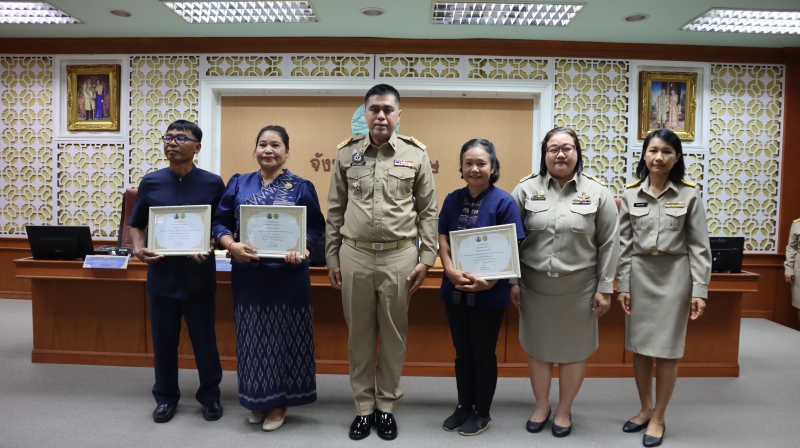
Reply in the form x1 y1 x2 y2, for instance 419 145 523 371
793 261 800 309
626 254 692 359
519 265 598 363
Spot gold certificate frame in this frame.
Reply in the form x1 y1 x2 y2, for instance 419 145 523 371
239 205 307 259
638 71 698 141
147 205 212 256
66 64 121 132
449 223 521 280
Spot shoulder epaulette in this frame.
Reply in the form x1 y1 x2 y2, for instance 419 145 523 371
681 179 696 187
398 134 426 150
794 217 800 223
583 173 605 186
337 134 365 150
519 173 538 183
626 179 643 189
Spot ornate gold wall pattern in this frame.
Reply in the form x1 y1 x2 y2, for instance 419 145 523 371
57 144 125 237
0 57 53 234
129 56 199 186
708 64 783 251
379 56 460 78
290 56 371 77
554 59 629 195
206 56 282 77
468 58 548 80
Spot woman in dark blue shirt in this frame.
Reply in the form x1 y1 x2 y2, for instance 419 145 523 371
438 139 525 436
212 125 325 432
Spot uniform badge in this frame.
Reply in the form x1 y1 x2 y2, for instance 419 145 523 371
530 190 546 200
284 183 292 190
351 152 366 166
633 202 647 207
573 192 592 205
665 201 685 208
394 159 414 168
351 182 360 190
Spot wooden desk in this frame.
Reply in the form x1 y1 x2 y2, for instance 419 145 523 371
14 258 758 377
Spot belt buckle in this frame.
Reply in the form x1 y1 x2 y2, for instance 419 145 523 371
650 250 660 256
547 272 559 278
372 242 384 250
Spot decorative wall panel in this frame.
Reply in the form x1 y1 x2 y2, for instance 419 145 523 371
468 58 548 80
0 57 53 234
708 64 784 251
57 144 124 237
290 56 371 77
554 59 629 195
128 56 199 186
206 56 282 77
379 56 460 78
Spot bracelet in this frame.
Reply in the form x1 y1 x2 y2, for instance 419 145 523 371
227 240 236 251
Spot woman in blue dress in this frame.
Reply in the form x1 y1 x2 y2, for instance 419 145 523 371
94 78 105 119
212 125 325 431
437 139 525 436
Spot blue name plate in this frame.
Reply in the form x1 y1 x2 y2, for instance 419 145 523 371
215 251 231 272
83 255 130 269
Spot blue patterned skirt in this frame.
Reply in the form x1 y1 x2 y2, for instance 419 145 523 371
231 259 317 410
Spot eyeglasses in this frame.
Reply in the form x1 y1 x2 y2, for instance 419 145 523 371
161 135 199 145
546 144 576 155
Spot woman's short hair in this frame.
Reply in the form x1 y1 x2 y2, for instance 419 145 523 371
254 125 290 151
459 139 500 184
538 127 583 176
635 128 686 183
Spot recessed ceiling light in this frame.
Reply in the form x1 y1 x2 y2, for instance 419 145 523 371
432 2 584 26
161 1 318 24
624 13 648 22
682 8 800 34
0 2 81 24
360 7 385 17
109 9 132 18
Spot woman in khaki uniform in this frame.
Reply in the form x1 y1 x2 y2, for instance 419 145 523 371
617 128 711 447
784 218 800 324
510 127 619 438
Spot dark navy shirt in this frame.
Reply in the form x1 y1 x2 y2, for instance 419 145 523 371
130 166 225 300
438 185 525 308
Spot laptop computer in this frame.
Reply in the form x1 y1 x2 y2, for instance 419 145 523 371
26 225 95 261
710 236 744 273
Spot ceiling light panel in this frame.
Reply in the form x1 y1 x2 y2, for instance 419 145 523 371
162 1 318 24
682 9 800 34
0 2 81 24
432 2 583 26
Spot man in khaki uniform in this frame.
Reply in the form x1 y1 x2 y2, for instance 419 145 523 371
325 84 438 441
783 218 800 324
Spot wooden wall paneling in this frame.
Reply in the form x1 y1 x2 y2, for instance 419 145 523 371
0 238 32 299
312 286 350 375
740 266 778 319
31 279 147 365
0 37 788 64
680 292 741 376
221 96 533 218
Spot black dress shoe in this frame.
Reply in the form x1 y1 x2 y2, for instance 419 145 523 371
443 405 473 431
551 415 571 438
623 418 651 433
349 414 375 440
526 407 551 433
458 413 492 436
202 401 223 421
153 403 177 423
643 424 665 447
375 410 398 440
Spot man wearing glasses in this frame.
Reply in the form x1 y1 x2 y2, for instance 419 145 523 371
129 120 226 424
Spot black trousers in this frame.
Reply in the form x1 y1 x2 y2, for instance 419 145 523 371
150 294 222 406
444 301 506 417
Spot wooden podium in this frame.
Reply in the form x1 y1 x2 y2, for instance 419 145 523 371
15 258 758 377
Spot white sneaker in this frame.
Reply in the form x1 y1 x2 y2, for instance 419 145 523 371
248 411 267 424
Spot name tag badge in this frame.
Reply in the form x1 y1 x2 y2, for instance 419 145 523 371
633 202 647 207
394 158 414 168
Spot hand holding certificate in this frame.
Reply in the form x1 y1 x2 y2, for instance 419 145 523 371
240 205 307 258
449 224 521 280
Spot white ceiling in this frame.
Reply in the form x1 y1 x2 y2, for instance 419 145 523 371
1 0 799 48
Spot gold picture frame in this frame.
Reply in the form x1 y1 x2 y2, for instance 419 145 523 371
66 64 121 132
638 71 697 141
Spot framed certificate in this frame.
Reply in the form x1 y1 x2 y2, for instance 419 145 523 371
147 205 212 256
240 205 307 258
449 224 521 280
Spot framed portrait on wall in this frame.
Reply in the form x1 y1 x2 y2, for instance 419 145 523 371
66 64 121 132
638 71 697 141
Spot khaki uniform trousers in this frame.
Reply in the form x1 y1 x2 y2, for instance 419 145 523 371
339 240 418 415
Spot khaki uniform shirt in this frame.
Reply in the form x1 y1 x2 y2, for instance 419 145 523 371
510 172 619 293
617 177 711 298
325 132 438 268
784 220 800 276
